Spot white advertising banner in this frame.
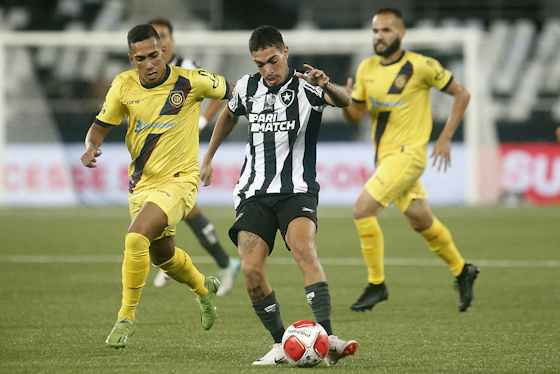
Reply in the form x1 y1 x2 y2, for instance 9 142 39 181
1 143 467 206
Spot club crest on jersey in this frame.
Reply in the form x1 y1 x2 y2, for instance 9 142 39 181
280 89 295 107
169 90 185 108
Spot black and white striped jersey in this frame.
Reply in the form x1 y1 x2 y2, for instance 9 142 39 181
228 69 327 208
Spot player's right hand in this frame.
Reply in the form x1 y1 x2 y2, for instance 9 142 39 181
201 161 213 186
80 148 102 168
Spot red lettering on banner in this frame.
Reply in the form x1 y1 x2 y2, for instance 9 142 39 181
91 167 106 191
317 163 373 189
48 163 68 190
211 165 241 189
26 164 41 191
119 166 129 191
501 143 560 205
3 164 19 190
71 166 87 191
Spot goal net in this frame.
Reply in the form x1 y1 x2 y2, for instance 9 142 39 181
0 28 497 206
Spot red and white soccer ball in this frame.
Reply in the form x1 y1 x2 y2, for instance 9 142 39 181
282 320 329 367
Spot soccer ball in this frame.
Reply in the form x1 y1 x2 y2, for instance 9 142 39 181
282 320 329 367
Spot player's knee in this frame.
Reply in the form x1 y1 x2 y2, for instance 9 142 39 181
408 215 433 232
353 202 376 219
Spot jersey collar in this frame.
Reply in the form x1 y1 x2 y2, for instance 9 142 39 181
380 50 406 66
140 64 171 89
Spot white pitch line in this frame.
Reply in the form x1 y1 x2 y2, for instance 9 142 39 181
1 255 559 268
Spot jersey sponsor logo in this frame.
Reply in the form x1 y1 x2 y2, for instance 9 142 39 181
134 119 175 133
169 90 185 108
249 113 296 133
280 89 295 107
369 97 402 109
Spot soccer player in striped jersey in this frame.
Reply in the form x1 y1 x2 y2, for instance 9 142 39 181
148 18 240 296
201 25 358 366
80 24 231 348
342 8 479 313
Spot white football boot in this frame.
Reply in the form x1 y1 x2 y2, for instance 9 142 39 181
325 335 359 366
252 343 287 366
153 269 170 288
216 258 241 296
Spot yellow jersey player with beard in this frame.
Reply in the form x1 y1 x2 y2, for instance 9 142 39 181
343 8 480 313
80 24 231 348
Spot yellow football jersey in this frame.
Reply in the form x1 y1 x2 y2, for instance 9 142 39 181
95 65 227 193
352 51 452 161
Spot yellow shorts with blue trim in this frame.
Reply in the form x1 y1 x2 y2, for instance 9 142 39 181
128 177 198 240
365 151 427 212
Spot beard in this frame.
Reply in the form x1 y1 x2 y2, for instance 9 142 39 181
374 37 401 58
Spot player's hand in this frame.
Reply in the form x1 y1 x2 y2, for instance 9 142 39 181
556 126 560 143
80 148 102 168
200 160 213 186
345 77 353 95
431 137 451 172
295 64 330 88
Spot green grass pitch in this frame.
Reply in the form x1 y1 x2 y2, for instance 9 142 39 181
1 206 559 373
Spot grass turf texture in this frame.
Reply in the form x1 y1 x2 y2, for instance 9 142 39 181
0 206 559 373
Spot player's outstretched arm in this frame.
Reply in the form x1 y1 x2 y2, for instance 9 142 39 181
201 108 238 186
432 79 471 172
295 64 350 107
80 123 111 168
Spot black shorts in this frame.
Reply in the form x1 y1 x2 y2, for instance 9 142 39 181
228 193 318 254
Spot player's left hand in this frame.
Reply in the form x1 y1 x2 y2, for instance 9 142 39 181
431 137 451 172
201 160 213 186
295 64 330 88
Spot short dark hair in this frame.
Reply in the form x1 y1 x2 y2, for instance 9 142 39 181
375 8 405 25
148 17 174 35
249 25 285 52
127 24 160 49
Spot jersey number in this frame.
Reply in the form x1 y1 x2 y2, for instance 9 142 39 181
198 69 219 89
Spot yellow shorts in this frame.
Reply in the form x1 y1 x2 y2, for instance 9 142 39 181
365 151 427 212
128 177 198 240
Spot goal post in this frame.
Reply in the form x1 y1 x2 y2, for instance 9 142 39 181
0 28 497 205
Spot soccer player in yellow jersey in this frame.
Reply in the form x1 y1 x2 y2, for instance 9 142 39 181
148 17 240 296
342 8 480 312
80 24 231 348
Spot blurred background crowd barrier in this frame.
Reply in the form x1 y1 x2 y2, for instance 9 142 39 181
0 0 559 206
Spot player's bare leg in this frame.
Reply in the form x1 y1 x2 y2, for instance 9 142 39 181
351 189 389 311
286 217 358 365
405 198 479 312
237 231 286 366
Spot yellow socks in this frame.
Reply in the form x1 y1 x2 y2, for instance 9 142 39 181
354 217 385 284
118 233 150 321
420 218 465 276
158 247 208 296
